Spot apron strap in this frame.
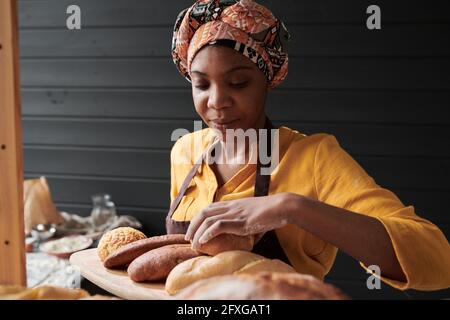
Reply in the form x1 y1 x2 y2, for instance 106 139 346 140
254 117 274 197
167 139 220 219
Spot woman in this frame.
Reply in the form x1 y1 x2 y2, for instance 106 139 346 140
167 0 450 291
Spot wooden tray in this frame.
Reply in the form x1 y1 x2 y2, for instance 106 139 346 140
70 248 169 300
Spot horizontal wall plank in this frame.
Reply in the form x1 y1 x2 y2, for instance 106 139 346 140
18 0 450 28
326 269 450 299
19 25 450 58
24 147 171 179
19 27 173 58
20 58 186 88
281 58 450 90
358 157 450 192
18 0 193 28
325 277 445 299
24 174 171 209
23 147 450 191
326 251 372 283
22 118 185 149
393 190 450 225
20 58 450 90
288 24 450 57
21 89 450 125
20 89 199 119
263 0 450 24
22 119 450 157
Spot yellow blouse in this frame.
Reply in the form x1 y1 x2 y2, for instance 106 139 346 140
170 126 450 291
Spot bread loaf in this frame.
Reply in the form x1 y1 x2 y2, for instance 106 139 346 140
127 244 203 282
104 234 188 268
174 272 349 300
165 250 296 295
195 234 254 256
0 285 89 300
97 227 146 262
233 258 295 275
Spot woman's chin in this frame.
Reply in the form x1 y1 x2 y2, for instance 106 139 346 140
209 121 242 139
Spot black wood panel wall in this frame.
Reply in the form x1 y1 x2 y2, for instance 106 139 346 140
18 0 450 299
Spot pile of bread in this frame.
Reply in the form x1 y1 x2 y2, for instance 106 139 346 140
97 227 347 300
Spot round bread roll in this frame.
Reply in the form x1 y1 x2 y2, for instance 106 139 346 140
195 234 254 256
165 250 295 295
173 272 349 300
97 227 146 262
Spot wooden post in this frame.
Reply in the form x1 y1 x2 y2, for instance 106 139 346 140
0 0 26 286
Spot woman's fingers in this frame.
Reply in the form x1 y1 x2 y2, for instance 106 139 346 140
192 218 243 249
185 205 227 241
191 215 229 248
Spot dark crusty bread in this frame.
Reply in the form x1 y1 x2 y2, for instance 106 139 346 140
127 244 203 282
195 234 254 256
104 234 188 268
174 272 349 300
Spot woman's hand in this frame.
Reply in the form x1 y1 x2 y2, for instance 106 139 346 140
185 192 299 249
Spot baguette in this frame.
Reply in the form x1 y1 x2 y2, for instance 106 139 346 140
127 244 203 282
104 234 188 268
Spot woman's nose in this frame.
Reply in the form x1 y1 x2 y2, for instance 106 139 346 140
207 85 231 110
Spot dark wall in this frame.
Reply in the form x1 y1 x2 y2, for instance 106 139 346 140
18 0 450 299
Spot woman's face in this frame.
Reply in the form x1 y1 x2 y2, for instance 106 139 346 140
190 45 268 138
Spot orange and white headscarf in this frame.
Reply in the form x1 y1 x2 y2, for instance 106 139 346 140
172 0 291 89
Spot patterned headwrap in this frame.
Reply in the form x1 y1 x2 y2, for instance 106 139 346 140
172 0 291 88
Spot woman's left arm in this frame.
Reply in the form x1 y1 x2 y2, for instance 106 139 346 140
187 134 450 290
186 192 405 281
284 193 407 282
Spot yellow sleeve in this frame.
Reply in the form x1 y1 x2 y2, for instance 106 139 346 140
314 134 450 291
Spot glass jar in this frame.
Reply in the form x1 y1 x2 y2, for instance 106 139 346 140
90 193 117 226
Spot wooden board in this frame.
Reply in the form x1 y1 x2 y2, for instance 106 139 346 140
70 248 169 300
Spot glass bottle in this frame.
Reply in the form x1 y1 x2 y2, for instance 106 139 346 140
90 194 117 226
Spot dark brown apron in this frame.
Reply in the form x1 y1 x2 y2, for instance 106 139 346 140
165 118 291 264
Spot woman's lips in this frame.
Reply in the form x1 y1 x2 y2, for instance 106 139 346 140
210 119 239 130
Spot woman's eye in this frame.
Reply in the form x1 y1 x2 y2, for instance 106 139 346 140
194 84 209 90
230 81 248 88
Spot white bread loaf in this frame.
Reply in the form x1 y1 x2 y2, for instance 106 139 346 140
165 250 296 295
233 258 295 275
173 272 349 300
